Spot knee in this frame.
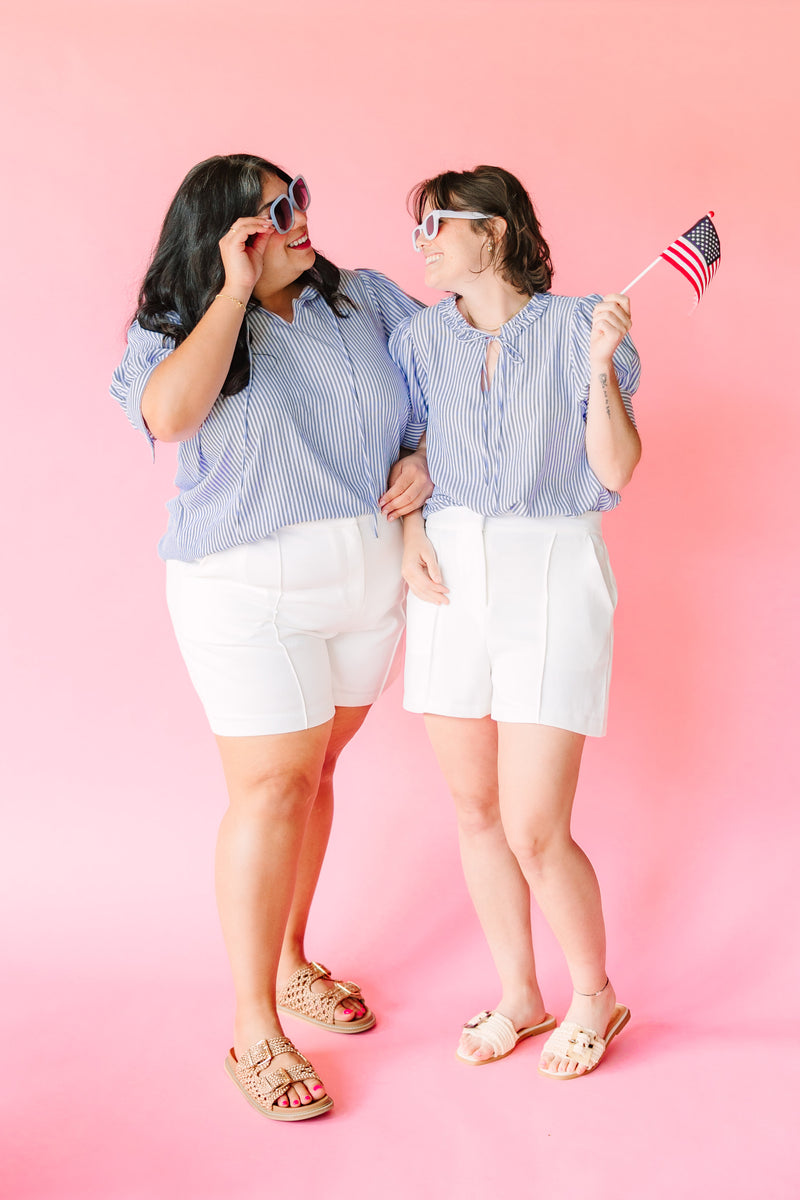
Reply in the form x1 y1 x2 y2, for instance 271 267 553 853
230 765 320 822
453 790 501 837
505 824 571 871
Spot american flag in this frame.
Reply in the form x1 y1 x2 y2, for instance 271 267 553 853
660 212 721 305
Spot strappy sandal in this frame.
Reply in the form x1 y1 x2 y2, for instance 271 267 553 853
225 1035 333 1121
277 962 376 1033
538 1004 631 1080
456 1009 557 1065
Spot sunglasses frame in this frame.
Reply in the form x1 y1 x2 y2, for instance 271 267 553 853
411 209 490 252
267 174 311 235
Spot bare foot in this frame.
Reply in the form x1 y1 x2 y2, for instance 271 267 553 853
277 959 370 1025
234 1021 327 1112
458 990 549 1063
539 980 618 1076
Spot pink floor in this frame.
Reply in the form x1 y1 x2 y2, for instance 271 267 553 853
3 1 799 1196
6 952 796 1198
4 696 797 1199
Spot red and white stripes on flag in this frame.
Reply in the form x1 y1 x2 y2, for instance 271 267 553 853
659 212 721 305
620 211 721 307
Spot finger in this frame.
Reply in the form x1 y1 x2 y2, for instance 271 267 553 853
407 580 449 604
603 292 631 315
421 554 443 585
382 481 426 516
383 488 424 518
379 477 409 507
593 304 631 333
221 217 272 243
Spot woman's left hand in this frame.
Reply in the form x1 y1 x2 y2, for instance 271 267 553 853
380 450 434 520
590 294 632 363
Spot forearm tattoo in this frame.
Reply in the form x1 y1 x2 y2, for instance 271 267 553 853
599 371 611 419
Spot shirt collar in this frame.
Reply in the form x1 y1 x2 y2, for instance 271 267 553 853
440 292 550 344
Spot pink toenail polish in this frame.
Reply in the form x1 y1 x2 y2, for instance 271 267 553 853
292 1100 300 1106
313 1085 322 1092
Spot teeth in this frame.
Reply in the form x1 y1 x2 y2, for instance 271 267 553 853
288 233 309 248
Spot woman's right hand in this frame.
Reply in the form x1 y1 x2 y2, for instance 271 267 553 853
403 531 449 605
218 216 275 299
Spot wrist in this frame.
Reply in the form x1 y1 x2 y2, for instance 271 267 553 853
219 281 253 305
590 353 615 372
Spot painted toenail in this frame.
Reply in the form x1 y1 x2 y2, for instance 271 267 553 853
292 1100 300 1106
313 1085 322 1092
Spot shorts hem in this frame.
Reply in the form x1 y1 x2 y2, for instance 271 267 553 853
403 699 491 720
491 711 607 737
209 707 336 737
331 690 381 709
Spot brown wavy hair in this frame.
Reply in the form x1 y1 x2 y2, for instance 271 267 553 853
409 165 553 295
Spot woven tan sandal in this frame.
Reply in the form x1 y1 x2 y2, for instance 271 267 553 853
277 962 376 1033
225 1035 333 1121
538 1004 631 1080
457 1009 557 1065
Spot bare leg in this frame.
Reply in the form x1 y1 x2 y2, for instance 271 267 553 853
214 721 332 1111
424 714 548 1061
497 723 618 1075
278 704 371 1021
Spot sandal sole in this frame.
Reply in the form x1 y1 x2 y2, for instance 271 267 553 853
224 1054 334 1121
277 1004 377 1034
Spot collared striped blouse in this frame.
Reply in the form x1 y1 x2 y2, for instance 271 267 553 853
111 269 422 562
390 292 641 520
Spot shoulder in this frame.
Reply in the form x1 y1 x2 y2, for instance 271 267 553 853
345 267 419 306
536 292 599 325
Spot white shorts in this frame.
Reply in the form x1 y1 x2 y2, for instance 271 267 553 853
166 515 405 737
404 508 617 736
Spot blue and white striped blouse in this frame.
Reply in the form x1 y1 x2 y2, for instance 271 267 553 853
111 269 421 561
389 292 641 519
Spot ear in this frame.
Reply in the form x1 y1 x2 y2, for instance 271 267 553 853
488 217 507 245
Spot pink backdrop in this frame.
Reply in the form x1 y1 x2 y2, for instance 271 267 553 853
3 2 797 1196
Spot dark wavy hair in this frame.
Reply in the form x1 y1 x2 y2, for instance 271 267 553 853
409 165 554 295
135 154 351 396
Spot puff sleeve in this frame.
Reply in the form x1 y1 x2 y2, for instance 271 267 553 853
569 294 641 425
357 269 424 339
109 321 177 457
388 316 429 449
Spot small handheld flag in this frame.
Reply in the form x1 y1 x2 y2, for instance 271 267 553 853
621 212 721 307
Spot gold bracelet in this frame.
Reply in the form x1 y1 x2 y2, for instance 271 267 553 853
215 293 247 310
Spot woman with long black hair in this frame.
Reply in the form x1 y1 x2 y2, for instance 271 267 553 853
111 154 429 1120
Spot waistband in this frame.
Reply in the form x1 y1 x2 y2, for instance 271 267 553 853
425 507 603 535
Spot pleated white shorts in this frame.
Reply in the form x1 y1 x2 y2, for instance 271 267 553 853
166 514 405 737
404 508 617 736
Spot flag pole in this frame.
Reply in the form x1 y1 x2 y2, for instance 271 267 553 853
620 256 662 295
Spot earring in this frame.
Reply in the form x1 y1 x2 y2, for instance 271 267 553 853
488 239 494 252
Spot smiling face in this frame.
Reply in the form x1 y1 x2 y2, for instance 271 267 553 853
416 202 494 294
252 173 316 300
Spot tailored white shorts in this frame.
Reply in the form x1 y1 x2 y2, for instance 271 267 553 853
404 508 618 736
166 515 405 737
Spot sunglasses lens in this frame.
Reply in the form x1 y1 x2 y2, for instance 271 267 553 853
423 213 438 239
272 196 293 233
291 176 310 211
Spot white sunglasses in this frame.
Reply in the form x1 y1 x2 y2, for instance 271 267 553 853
412 209 490 251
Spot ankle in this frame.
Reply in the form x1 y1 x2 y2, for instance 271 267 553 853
573 976 611 999
497 984 547 1022
277 947 308 981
